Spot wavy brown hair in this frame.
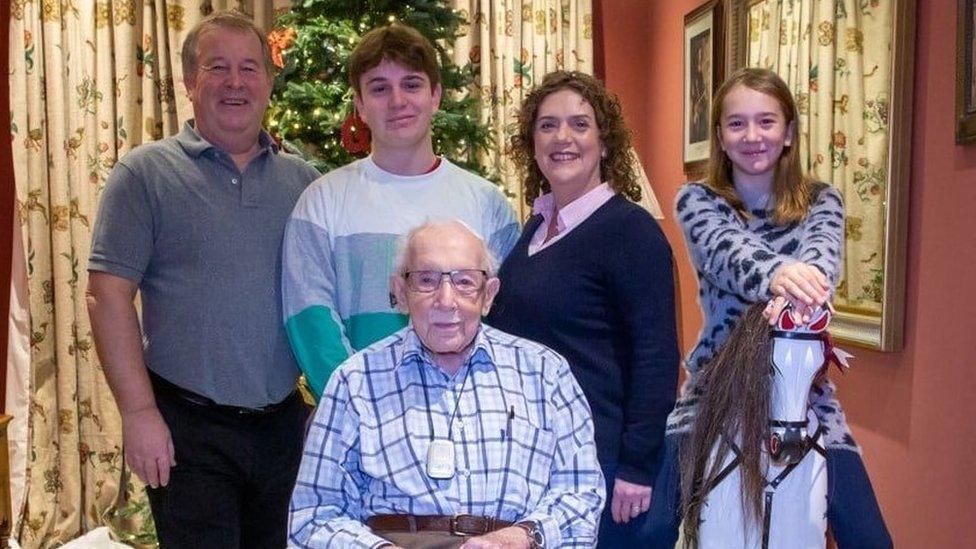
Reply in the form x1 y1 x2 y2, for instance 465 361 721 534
348 23 440 95
679 303 773 547
706 67 813 225
510 71 640 207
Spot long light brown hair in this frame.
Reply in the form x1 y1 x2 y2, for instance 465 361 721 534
706 68 812 225
509 71 640 207
679 303 773 547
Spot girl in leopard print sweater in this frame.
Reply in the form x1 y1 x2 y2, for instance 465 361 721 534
646 68 891 548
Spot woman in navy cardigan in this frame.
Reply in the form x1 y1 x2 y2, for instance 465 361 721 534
486 71 680 547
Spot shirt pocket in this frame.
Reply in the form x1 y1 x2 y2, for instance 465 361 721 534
488 416 558 515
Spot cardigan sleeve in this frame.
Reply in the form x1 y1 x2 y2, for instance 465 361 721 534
606 208 680 485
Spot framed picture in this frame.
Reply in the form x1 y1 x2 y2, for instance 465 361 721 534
683 0 724 177
958 0 976 143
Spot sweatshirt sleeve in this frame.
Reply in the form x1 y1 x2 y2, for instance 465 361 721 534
281 185 354 400
485 186 521 263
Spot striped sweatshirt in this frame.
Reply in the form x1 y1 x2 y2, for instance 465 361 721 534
281 156 519 399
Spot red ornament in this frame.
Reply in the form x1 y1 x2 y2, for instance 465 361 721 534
341 114 371 156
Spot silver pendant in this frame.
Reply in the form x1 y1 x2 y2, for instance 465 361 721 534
426 438 455 479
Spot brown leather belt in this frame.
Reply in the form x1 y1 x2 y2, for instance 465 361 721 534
366 514 513 536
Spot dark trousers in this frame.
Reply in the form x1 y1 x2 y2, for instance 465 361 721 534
597 463 657 547
644 434 893 548
146 386 309 548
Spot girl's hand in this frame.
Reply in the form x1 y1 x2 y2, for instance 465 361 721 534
770 262 830 309
763 296 828 326
764 296 791 325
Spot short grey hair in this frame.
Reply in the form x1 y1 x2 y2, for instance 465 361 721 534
181 11 275 80
393 220 500 278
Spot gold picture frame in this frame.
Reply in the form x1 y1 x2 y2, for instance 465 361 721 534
727 0 917 351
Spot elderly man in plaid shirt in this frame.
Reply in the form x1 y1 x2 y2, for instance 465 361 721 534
288 220 605 548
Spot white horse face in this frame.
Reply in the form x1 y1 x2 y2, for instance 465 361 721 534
768 306 831 464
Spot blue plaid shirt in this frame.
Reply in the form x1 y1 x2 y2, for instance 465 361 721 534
288 325 605 548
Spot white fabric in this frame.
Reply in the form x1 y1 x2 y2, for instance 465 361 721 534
5 210 30 535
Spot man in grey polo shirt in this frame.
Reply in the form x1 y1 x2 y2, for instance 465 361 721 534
86 12 319 547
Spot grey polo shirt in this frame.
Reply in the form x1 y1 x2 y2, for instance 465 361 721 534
89 122 320 408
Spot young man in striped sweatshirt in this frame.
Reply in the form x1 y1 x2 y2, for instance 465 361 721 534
281 23 518 398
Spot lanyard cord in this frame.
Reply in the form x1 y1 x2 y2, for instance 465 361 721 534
419 359 472 441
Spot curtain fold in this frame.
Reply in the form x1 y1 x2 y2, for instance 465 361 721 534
8 2 271 546
747 0 892 314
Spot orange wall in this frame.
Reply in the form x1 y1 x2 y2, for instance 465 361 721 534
598 0 976 546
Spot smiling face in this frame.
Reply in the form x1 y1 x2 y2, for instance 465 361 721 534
354 58 442 155
532 88 605 202
391 223 499 372
184 27 272 151
717 84 795 192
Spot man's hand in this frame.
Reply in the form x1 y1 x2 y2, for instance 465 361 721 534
611 477 652 524
122 406 176 488
460 526 531 549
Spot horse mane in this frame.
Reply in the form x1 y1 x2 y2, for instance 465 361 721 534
680 303 774 547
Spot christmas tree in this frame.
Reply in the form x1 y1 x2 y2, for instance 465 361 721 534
267 0 494 179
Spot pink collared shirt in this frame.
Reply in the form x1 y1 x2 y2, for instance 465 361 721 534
528 182 616 256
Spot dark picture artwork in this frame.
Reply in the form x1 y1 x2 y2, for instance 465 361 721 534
957 0 976 142
684 0 722 175
689 29 712 144
971 3 976 110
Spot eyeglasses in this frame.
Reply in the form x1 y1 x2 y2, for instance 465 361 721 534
403 270 488 295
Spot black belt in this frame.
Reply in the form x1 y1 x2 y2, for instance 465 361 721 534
367 514 513 537
149 370 298 416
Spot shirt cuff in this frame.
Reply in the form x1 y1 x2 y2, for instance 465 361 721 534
519 513 563 548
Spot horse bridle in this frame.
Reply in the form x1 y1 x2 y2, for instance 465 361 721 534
766 330 828 464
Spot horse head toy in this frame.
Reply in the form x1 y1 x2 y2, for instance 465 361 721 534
767 304 834 465
680 302 850 549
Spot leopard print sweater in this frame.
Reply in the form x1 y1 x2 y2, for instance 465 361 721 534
665 182 858 452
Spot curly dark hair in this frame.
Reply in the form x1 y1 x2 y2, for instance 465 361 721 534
510 71 641 207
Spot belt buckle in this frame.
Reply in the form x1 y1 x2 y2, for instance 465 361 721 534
450 515 473 537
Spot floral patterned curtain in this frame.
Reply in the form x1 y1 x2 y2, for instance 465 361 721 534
8 1 271 546
746 0 892 315
449 0 662 219
448 0 587 217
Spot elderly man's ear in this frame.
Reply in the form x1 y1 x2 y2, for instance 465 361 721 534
482 277 501 314
389 275 409 314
